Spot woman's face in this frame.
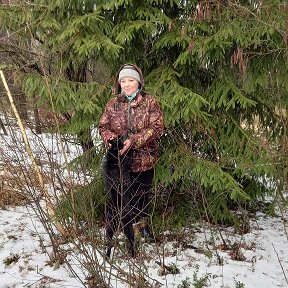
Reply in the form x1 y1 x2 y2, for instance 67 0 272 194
120 77 139 96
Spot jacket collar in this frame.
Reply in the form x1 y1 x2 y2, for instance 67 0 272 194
118 92 144 107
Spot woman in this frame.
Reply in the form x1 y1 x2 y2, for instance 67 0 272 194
99 64 164 242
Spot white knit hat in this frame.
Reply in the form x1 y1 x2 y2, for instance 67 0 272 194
118 65 141 83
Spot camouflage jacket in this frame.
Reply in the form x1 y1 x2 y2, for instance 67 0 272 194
99 64 164 172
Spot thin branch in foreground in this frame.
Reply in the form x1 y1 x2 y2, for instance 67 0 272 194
272 243 288 285
0 69 67 238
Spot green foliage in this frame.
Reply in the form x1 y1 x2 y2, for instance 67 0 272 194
192 264 212 288
55 146 106 222
234 279 246 288
177 277 191 288
56 177 106 222
23 74 108 125
1 0 287 225
152 195 196 232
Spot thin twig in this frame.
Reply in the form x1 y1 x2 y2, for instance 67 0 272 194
272 243 288 285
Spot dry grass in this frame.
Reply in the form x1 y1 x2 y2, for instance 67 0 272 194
0 186 30 208
0 165 40 208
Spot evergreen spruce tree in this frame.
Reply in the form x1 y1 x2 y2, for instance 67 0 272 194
1 0 288 285
0 0 287 227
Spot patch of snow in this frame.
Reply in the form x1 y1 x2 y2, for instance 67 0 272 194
0 125 287 288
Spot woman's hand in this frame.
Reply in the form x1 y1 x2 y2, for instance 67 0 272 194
105 136 115 148
119 138 132 155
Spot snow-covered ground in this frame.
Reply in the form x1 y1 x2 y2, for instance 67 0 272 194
1 204 288 287
0 121 288 288
0 205 81 288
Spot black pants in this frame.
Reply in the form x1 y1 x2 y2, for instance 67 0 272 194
130 168 154 223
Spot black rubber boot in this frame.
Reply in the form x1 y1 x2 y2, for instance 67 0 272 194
137 218 157 243
141 225 157 243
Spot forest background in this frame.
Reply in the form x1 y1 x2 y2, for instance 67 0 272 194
0 0 287 287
